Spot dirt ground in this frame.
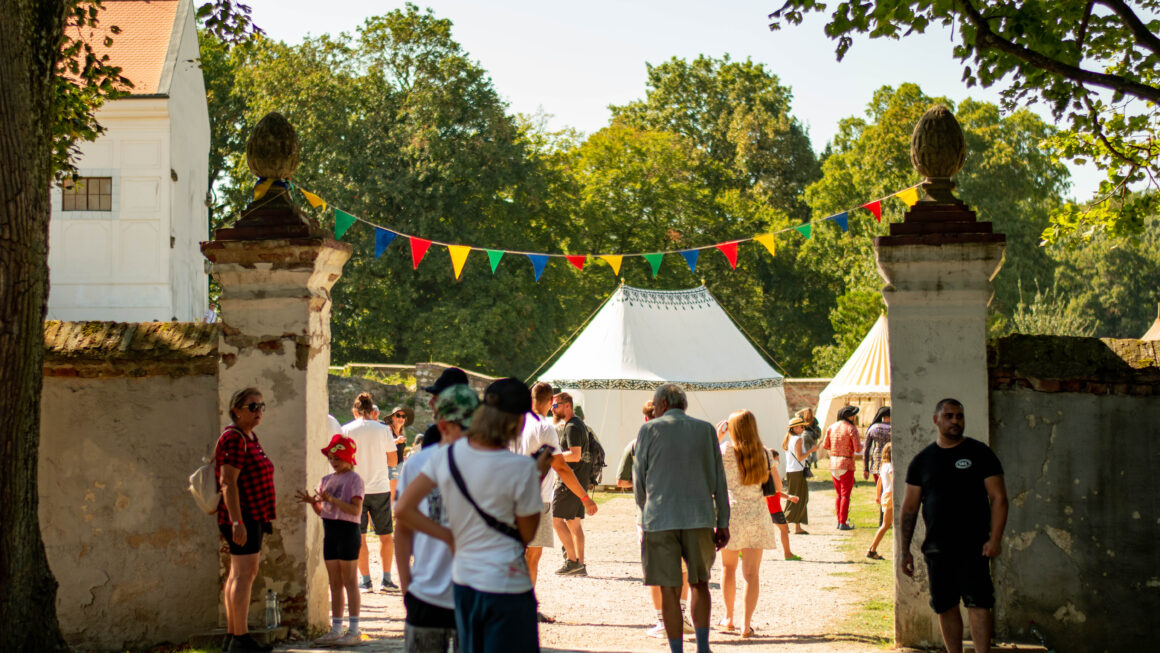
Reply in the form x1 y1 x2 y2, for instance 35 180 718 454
278 492 887 652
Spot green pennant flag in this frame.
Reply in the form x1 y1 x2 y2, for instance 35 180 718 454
335 209 357 239
486 249 504 273
795 224 812 239
642 252 664 278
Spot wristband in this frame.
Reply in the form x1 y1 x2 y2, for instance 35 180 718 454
231 520 242 527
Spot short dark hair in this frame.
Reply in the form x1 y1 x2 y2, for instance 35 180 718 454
553 392 573 406
934 398 963 414
353 392 375 417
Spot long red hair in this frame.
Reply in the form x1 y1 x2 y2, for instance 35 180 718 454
728 409 769 486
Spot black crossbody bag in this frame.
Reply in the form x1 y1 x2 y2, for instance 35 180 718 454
446 443 525 547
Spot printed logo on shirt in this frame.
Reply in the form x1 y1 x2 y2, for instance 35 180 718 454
955 459 972 470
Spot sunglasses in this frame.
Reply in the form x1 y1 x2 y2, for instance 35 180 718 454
246 402 266 412
392 413 407 419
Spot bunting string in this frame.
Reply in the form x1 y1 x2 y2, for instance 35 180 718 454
288 181 923 281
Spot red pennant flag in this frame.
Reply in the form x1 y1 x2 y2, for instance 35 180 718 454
715 241 739 269
863 200 882 222
565 255 586 271
409 237 432 270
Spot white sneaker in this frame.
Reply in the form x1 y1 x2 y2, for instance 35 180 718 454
336 631 362 646
647 622 666 638
314 630 343 646
682 613 695 634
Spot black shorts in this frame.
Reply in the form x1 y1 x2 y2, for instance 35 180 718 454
323 518 362 561
360 492 394 535
404 591 457 628
769 511 787 525
551 483 585 520
925 552 995 614
219 520 268 556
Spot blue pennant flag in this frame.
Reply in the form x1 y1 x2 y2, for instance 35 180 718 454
680 249 699 274
526 254 548 281
832 212 849 232
375 228 397 258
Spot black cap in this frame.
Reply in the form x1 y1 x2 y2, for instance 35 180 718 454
483 378 532 416
838 405 861 421
423 367 469 394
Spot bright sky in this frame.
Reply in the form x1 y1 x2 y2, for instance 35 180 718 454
243 0 1100 199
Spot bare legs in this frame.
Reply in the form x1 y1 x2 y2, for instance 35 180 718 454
553 517 585 563
661 581 711 641
526 546 543 587
357 535 370 578
720 549 762 633
869 503 893 554
224 553 260 636
776 523 794 558
719 550 739 629
937 606 994 653
358 533 394 584
326 559 361 621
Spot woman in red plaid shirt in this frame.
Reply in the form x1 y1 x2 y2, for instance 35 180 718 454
216 387 277 653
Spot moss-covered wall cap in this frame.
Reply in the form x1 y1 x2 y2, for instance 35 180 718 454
989 335 1160 394
44 321 219 377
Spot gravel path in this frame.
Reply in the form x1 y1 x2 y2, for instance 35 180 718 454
279 490 883 652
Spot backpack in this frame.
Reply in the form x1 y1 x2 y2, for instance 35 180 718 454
189 427 241 515
584 425 606 488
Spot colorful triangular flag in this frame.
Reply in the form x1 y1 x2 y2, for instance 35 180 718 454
374 228 397 258
795 224 811 239
754 234 776 257
448 245 471 280
300 188 327 210
486 249 504 273
642 253 664 278
680 249 700 274
716 241 739 269
409 237 432 269
897 187 919 207
863 200 882 222
253 178 274 201
335 209 357 239
599 255 623 276
565 255 586 271
832 212 849 232
526 254 548 281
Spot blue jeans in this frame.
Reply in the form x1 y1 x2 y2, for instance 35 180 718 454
453 584 539 653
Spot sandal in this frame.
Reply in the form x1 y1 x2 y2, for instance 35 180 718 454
741 627 757 638
866 550 884 560
784 554 802 561
794 529 809 535
717 619 735 632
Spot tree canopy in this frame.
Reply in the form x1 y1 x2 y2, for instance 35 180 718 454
768 0 1160 241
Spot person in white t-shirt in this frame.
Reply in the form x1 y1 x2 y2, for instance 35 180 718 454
511 382 597 623
342 393 399 592
396 378 552 653
395 384 478 653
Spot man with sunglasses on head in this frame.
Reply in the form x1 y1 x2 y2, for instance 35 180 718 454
550 392 594 576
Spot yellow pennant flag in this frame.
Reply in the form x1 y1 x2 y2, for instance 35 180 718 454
754 234 776 257
300 188 327 210
253 178 274 201
448 245 471 280
599 255 623 276
896 187 919 207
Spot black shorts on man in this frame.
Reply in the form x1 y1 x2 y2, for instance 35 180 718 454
360 492 394 535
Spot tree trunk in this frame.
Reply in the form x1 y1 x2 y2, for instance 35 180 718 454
0 1 70 650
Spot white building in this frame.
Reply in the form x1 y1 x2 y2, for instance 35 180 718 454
48 0 210 322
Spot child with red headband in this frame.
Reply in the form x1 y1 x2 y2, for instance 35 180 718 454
297 434 365 646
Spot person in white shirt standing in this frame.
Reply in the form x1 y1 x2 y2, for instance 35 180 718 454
342 393 399 592
512 382 597 623
394 384 478 653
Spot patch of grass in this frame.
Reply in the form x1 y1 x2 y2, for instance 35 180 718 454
591 488 628 506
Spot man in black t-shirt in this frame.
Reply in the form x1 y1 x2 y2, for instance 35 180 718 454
900 398 1008 653
551 392 592 576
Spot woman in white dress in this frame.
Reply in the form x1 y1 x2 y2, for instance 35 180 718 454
716 409 778 638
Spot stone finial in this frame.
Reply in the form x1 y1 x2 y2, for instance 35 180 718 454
910 105 966 203
246 111 300 180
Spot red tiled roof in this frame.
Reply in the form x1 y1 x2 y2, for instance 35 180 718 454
65 0 179 95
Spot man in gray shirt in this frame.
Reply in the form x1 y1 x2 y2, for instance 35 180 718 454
633 383 730 653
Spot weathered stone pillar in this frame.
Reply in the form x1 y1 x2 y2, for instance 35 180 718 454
874 106 1006 648
201 113 352 629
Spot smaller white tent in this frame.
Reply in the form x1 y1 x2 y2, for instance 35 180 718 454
538 285 789 483
815 314 891 431
1143 304 1160 341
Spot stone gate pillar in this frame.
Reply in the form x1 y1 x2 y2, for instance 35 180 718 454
874 106 1006 648
201 113 352 629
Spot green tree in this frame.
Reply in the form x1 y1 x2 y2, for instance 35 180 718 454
768 0 1160 240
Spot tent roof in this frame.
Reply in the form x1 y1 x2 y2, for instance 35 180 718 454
821 313 891 396
538 285 782 390
1143 304 1160 341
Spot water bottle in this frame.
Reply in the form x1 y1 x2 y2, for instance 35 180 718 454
265 590 278 629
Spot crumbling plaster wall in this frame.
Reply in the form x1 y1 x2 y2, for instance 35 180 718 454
39 373 220 649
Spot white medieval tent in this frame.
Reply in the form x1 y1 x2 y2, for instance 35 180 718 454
815 313 891 432
1142 304 1160 341
537 285 789 482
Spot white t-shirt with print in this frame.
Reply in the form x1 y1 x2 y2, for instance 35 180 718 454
343 418 393 494
396 444 453 609
512 412 559 505
421 439 542 594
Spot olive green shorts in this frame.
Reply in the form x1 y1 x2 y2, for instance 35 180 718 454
641 528 716 587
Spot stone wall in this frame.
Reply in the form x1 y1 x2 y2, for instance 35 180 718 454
987 335 1160 651
40 321 221 649
782 378 830 414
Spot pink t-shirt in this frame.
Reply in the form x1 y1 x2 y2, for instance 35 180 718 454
317 470 365 523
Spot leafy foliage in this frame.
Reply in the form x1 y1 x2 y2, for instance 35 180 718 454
768 0 1160 240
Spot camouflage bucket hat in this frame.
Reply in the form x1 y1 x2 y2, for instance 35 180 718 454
435 385 479 426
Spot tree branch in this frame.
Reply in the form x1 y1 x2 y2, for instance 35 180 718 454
1076 1 1096 62
957 0 1160 105
1096 0 1160 58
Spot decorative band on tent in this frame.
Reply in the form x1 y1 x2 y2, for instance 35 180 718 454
620 286 714 308
546 378 785 391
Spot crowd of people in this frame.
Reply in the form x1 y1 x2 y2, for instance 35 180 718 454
212 377 1009 653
